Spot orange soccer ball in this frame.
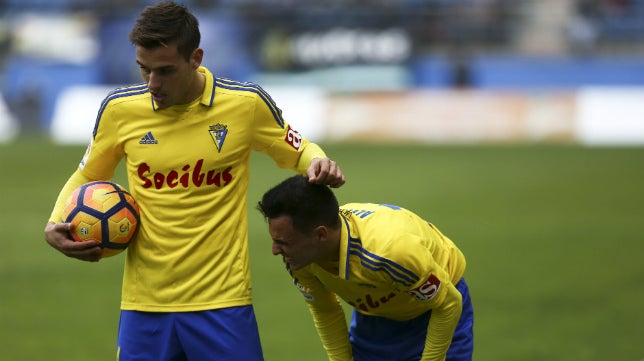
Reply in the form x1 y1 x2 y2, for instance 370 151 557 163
62 181 140 258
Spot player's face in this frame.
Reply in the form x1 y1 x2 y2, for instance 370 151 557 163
268 215 321 270
135 43 204 109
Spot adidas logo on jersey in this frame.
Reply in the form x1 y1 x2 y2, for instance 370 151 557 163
139 131 158 144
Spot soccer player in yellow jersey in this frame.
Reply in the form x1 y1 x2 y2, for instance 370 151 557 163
257 176 473 361
43 2 345 361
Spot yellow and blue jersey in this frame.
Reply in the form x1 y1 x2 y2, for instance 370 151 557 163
291 202 466 320
50 66 326 312
287 203 467 360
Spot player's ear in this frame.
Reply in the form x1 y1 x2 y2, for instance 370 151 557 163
191 48 204 69
313 225 327 241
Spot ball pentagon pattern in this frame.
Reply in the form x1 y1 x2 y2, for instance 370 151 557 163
63 181 140 258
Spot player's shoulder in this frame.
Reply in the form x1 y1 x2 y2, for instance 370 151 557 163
100 83 150 108
215 77 266 98
341 202 382 213
214 77 279 108
340 202 406 221
341 203 421 250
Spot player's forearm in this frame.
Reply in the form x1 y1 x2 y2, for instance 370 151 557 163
308 302 353 361
421 283 462 361
295 142 326 174
48 169 93 223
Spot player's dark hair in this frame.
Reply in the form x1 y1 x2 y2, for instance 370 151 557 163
257 175 341 234
128 1 200 62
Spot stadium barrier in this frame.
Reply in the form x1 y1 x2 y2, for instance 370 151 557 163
49 85 644 146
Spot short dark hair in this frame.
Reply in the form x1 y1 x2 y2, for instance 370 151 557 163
257 176 341 233
128 1 200 61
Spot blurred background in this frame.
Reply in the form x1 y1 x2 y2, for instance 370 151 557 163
1 1 644 361
1 0 644 145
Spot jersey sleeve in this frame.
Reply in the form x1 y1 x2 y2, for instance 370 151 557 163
48 97 126 223
249 90 326 174
397 238 452 305
389 235 462 361
48 169 94 223
420 282 462 361
78 99 124 181
289 266 353 361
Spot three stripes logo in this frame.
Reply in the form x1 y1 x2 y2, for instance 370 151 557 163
139 131 158 145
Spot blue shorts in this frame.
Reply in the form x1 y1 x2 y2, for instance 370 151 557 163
117 306 264 361
349 278 474 361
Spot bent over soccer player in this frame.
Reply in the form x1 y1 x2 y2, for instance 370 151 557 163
44 2 345 361
257 176 473 361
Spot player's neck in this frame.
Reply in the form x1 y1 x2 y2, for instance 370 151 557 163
315 228 341 273
183 71 206 105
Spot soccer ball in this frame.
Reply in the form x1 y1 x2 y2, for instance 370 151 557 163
62 181 140 258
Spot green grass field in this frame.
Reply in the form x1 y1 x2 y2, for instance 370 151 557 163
1 137 643 361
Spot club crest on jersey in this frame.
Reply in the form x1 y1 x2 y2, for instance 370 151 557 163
285 125 303 150
209 123 228 153
407 274 441 302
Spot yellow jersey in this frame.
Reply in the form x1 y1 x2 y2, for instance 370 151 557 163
288 203 467 360
50 66 326 312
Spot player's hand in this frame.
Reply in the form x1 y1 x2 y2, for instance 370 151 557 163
44 222 103 262
307 157 346 188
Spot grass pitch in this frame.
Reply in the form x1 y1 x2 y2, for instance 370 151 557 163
1 137 643 361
